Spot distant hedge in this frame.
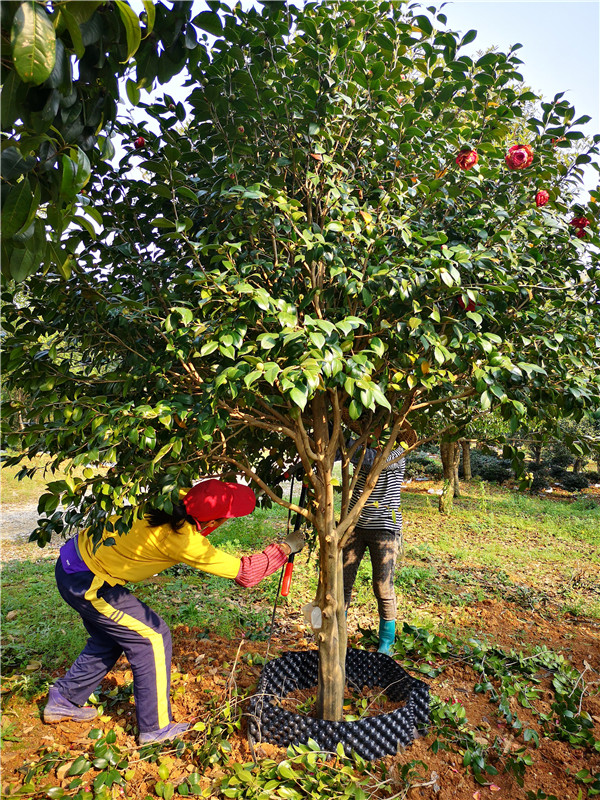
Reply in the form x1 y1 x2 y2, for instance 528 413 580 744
404 453 443 480
462 451 513 484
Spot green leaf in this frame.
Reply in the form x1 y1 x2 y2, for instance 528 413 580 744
480 390 493 410
370 61 385 80
1 178 35 239
9 244 40 282
151 443 173 466
193 11 223 37
11 1 56 85
126 78 140 106
66 2 102 25
47 241 72 280
277 762 296 780
142 0 156 36
466 311 482 325
289 387 308 409
68 756 92 776
348 398 362 419
0 71 27 129
72 214 97 239
415 15 433 35
461 29 477 46
115 1 142 61
61 6 85 59
14 180 41 237
74 147 90 187
60 155 77 199
97 135 115 161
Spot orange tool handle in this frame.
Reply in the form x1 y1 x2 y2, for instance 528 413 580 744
281 556 295 596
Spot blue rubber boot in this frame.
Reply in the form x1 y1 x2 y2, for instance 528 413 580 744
138 722 190 745
43 686 98 723
377 619 396 655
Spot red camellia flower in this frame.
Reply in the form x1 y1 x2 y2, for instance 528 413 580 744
134 136 146 150
505 144 534 170
575 228 587 239
535 190 549 208
570 216 590 229
455 149 478 170
458 296 476 312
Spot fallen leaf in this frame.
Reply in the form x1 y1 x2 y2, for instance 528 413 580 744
6 610 18 621
473 792 481 800
56 761 74 781
490 786 501 793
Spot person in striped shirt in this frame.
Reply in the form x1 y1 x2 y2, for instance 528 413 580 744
43 479 306 744
343 443 406 655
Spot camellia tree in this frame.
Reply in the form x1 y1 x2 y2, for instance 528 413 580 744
3 0 600 721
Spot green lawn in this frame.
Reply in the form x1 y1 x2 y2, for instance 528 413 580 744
2 478 598 692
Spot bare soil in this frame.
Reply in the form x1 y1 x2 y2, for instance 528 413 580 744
2 604 599 799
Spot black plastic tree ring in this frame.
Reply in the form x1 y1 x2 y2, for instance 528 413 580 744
247 648 430 761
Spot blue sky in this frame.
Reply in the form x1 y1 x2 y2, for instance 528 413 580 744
444 1 599 135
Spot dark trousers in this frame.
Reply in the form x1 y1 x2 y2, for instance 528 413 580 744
54 558 172 733
342 526 399 620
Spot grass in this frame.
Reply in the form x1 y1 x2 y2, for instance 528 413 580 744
0 454 103 507
2 470 600 800
1 474 599 697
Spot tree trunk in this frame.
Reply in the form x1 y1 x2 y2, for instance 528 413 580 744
573 457 583 474
440 441 454 482
439 479 454 514
315 519 347 720
440 441 460 494
460 439 472 481
309 394 348 723
453 441 461 497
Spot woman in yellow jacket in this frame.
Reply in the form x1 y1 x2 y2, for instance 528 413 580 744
43 479 305 744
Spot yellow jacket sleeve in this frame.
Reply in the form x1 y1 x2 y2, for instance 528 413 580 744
78 518 241 585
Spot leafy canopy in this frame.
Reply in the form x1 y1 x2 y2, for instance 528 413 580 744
2 0 600 546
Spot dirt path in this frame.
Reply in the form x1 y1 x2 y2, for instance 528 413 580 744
0 503 61 562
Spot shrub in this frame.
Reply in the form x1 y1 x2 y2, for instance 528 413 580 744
549 463 568 479
405 453 443 480
528 463 551 493
548 441 575 468
559 473 590 492
468 451 513 484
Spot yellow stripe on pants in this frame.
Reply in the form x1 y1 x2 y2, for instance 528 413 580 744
84 576 170 729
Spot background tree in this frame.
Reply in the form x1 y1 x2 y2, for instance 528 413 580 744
3 0 600 721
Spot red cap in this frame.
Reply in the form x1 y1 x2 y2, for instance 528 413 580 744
182 480 256 530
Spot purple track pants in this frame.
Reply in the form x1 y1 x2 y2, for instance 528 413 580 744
54 557 173 733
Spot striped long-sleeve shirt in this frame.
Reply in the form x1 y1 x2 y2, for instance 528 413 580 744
347 445 406 534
